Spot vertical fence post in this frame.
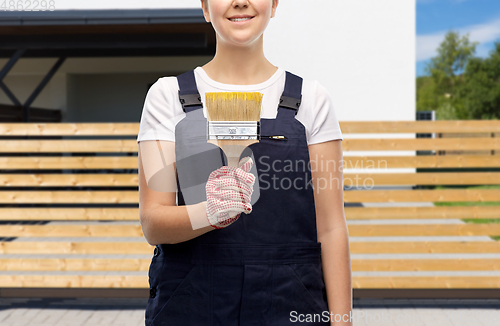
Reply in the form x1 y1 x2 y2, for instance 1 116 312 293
438 132 443 155
492 132 495 156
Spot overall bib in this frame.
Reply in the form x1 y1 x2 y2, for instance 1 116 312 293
145 69 330 326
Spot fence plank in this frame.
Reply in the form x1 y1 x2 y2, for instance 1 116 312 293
343 155 500 168
0 208 139 221
345 206 500 220
350 242 500 254
347 224 500 236
0 157 137 169
343 138 500 151
0 123 139 136
0 275 146 288
0 225 144 237
352 276 500 289
0 174 138 186
340 120 500 133
0 258 151 271
345 189 500 202
0 140 138 153
353 259 500 271
0 242 151 254
0 191 137 203
2 224 500 238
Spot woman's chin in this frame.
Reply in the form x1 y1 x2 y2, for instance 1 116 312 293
218 34 263 48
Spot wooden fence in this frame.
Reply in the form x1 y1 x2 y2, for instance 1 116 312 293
0 120 499 295
342 120 500 290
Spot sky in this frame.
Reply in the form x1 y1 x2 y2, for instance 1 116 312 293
417 0 500 77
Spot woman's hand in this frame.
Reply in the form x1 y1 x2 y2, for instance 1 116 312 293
205 157 256 229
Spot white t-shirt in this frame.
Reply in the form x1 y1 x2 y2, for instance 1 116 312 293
136 66 343 145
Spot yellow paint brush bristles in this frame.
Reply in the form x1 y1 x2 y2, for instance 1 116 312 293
205 92 263 122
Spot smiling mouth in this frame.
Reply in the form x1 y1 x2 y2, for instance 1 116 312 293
228 17 255 22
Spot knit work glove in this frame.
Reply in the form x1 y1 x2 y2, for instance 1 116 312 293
206 157 256 229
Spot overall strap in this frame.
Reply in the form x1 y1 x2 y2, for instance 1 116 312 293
276 71 303 120
177 70 203 115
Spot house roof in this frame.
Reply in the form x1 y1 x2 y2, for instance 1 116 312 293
0 9 207 26
0 9 215 58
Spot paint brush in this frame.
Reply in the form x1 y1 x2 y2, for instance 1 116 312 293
205 92 263 168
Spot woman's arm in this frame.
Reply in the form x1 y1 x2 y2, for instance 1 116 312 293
138 140 214 245
309 139 353 326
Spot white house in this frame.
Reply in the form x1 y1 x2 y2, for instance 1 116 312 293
0 0 415 125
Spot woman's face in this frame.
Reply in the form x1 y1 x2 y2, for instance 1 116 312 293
201 0 278 47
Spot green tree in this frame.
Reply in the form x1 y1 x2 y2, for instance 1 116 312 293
457 41 500 119
421 30 478 119
417 75 439 112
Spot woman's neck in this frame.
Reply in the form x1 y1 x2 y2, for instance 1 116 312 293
201 36 278 86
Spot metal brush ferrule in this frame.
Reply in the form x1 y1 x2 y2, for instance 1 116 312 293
207 121 260 140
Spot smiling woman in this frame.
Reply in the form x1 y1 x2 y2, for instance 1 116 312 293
138 0 351 325
199 0 279 56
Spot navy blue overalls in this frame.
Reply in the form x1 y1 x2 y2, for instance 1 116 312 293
145 69 330 326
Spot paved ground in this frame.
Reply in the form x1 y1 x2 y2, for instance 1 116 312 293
0 298 147 326
0 298 498 326
352 298 500 326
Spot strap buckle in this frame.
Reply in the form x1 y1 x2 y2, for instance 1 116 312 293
279 95 302 115
178 90 202 112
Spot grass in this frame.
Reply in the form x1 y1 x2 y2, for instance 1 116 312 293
432 184 500 240
433 184 500 207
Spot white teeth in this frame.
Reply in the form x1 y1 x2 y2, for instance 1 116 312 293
230 17 252 22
